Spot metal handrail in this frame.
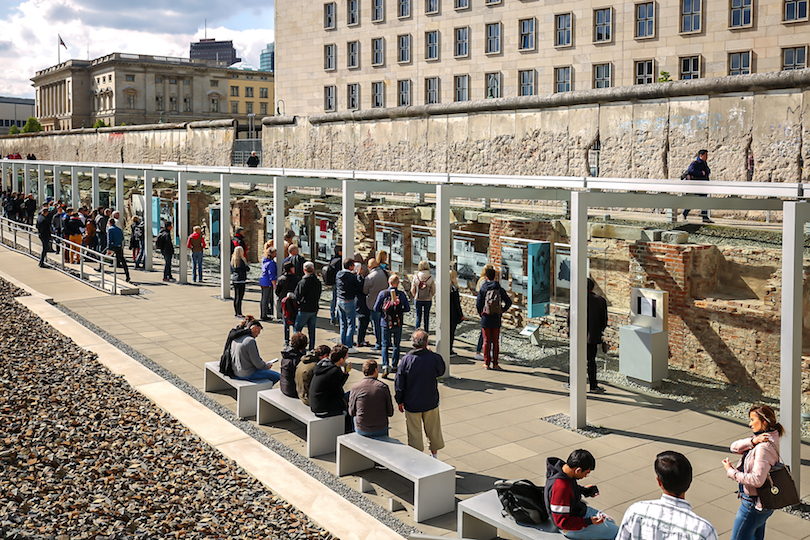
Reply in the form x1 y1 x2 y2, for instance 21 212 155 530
0 215 119 294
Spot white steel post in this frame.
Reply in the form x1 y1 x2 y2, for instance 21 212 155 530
23 163 30 195
54 167 61 203
70 166 79 208
37 165 45 205
342 180 355 258
91 168 99 209
435 184 452 376
144 171 154 272
115 169 124 215
274 177 287 276
178 172 189 284
220 174 231 300
1 162 7 192
570 191 588 429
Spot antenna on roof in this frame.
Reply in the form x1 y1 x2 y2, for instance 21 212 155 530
205 19 207 40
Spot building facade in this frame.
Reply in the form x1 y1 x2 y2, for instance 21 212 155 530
31 53 274 130
190 39 241 65
276 0 810 116
260 43 275 72
0 97 35 135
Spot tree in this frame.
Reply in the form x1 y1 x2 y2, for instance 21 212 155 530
21 117 42 133
8 125 20 135
658 71 672 83
92 119 109 128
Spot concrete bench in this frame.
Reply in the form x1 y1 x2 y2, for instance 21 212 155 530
203 361 276 419
336 432 456 523
256 388 345 457
457 489 560 540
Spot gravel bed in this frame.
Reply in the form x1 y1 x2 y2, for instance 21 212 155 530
0 278 416 539
540 414 610 439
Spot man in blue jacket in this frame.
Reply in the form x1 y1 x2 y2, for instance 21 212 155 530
681 149 713 224
106 218 131 283
335 258 363 350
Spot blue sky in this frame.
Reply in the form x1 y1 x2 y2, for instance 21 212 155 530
0 0 275 98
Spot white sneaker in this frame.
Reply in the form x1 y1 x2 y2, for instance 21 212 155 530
348 347 359 354
474 353 484 361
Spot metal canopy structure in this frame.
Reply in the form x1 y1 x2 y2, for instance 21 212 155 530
1 158 806 488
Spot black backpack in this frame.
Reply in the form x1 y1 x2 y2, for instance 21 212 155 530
220 327 252 377
322 259 339 286
382 290 404 328
494 479 548 525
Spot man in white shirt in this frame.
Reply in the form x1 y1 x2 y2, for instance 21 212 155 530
617 451 717 540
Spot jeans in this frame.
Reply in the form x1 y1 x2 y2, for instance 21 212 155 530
135 241 144 268
561 507 619 540
163 254 173 280
682 193 709 219
330 286 338 324
233 282 246 316
97 232 107 253
110 246 130 282
731 497 773 540
369 310 382 348
476 331 483 354
415 300 431 332
38 236 50 267
354 421 389 438
587 343 599 390
235 369 280 383
482 327 500 366
260 286 274 320
295 311 318 350
338 298 357 347
381 325 403 371
191 252 204 281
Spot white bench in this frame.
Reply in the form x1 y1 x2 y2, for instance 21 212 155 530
203 361 276 419
256 388 345 457
336 432 456 523
457 490 561 540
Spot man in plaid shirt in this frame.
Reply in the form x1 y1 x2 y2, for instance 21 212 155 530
617 451 717 540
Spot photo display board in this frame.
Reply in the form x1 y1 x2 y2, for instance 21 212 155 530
265 213 273 244
412 225 436 272
375 221 405 273
500 240 528 296
552 243 605 303
289 211 312 258
452 230 490 291
528 242 551 318
315 212 340 265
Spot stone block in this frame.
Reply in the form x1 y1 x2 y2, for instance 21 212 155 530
640 229 664 242
463 210 481 222
661 231 689 244
417 207 433 221
589 223 643 241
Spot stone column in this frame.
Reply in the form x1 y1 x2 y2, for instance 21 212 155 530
570 191 588 429
178 172 188 284
435 184 452 376
144 171 153 272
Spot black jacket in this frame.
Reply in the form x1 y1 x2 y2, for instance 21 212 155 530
231 260 248 283
157 229 174 256
294 273 322 313
275 271 300 299
36 212 52 240
308 359 349 417
64 216 83 237
450 284 463 327
279 346 304 398
335 269 363 301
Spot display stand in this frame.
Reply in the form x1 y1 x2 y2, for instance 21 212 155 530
619 288 669 388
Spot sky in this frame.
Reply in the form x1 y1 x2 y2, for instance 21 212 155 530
0 0 275 98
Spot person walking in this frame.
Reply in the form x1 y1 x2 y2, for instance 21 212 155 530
722 405 784 540
681 149 713 224
130 216 144 269
231 245 249 318
335 257 363 351
349 359 394 438
475 266 512 370
293 261 322 349
106 218 131 283
259 244 278 321
374 274 411 378
275 261 299 344
324 245 343 326
36 204 52 268
394 330 445 458
449 269 464 355
363 258 389 351
156 222 175 281
411 260 435 333
187 225 207 282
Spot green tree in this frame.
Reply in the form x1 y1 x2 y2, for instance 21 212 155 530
21 117 42 133
658 71 672 83
92 119 109 128
8 125 20 135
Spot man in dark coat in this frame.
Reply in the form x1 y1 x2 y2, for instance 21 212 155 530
232 227 247 259
584 278 608 393
309 344 351 432
293 261 322 349
681 149 713 223
246 151 260 167
36 205 52 267
157 222 175 282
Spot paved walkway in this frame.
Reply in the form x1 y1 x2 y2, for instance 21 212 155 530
0 243 808 540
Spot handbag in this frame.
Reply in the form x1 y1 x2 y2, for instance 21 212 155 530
756 443 800 510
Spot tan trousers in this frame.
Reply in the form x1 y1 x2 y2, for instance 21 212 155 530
405 407 445 453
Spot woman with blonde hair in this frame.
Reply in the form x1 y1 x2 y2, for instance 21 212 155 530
473 264 494 360
411 259 435 333
377 250 389 271
231 245 249 318
259 244 278 321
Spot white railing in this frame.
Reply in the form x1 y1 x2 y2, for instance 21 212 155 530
0 216 120 294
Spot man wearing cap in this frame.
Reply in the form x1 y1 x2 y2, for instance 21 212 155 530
232 227 248 259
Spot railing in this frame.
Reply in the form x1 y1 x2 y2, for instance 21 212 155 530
0 216 120 294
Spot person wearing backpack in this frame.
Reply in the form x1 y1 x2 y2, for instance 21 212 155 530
323 245 342 326
410 260 436 333
373 274 411 378
275 261 299 345
475 266 512 370
156 222 175 282
680 149 713 224
130 216 144 269
363 258 389 351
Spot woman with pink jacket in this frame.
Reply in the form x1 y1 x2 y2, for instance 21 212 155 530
722 404 784 540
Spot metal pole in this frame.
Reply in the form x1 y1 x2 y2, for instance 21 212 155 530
115 169 125 215
54 166 61 203
37 165 45 205
342 180 355 258
178 172 188 284
23 163 30 195
570 191 588 429
144 171 154 272
70 166 79 208
435 184 452 376
273 176 286 280
91 167 99 208
220 174 231 300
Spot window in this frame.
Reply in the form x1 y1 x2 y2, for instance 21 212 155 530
155 96 164 110
325 85 336 111
243 102 251 114
594 63 611 88
636 3 655 37
325 44 336 70
372 38 385 66
211 80 219 87
730 0 752 27
183 80 190 85
681 0 701 33
783 46 806 69
454 75 469 101
127 94 136 109
260 103 268 115
231 101 239 114
169 96 177 111
635 60 655 84
455 0 469 8
425 30 439 60
426 0 439 14
184 97 191 112
594 8 612 42
425 77 439 104
398 0 410 17
485 22 501 53
348 41 360 68
398 34 411 63
519 18 536 51
372 0 385 22
372 81 385 107
324 2 336 28
260 87 268 99
784 0 808 20
729 51 751 74
126 75 134 82
555 14 572 47
156 76 163 83
485 72 501 98
455 27 469 57
245 87 254 98
680 56 700 79
169 78 177 84
485 0 502 4
348 0 359 25
519 70 535 96
210 98 219 112
555 67 571 93
231 86 239 97
347 83 360 110
398 80 411 106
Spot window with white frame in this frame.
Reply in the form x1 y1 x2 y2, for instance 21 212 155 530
485 0 502 4
127 94 136 109
730 0 752 27
729 51 751 74
372 81 385 107
347 83 360 110
594 8 612 42
324 2 336 29
519 18 536 51
260 88 268 98
425 77 439 104
245 87 254 97
398 0 410 17
454 75 469 101
210 98 219 112
784 0 808 20
398 34 411 62
245 102 253 114
425 30 439 60
519 70 535 96
681 0 701 32
231 101 239 114
231 86 239 97
325 45 336 71
555 67 571 92
594 63 611 88
635 60 655 83
372 38 385 66
348 41 360 68
426 0 439 14
455 27 469 57
680 56 700 79
485 72 501 98
348 0 359 25
636 3 655 37
324 86 336 112
555 14 572 47
156 95 164 110
783 46 807 69
455 0 469 8
398 79 411 106
372 0 385 22
260 103 267 115
485 22 501 53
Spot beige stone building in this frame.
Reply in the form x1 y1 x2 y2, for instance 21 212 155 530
31 53 274 130
276 0 810 116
